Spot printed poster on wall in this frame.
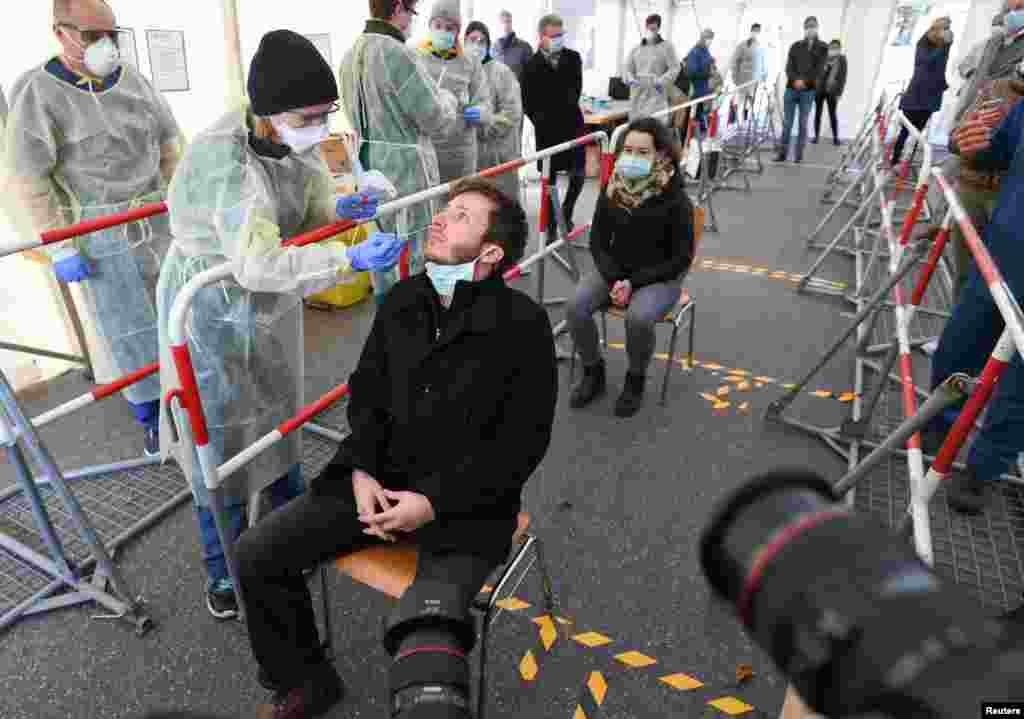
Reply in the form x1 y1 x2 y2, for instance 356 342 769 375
146 29 190 92
305 34 333 67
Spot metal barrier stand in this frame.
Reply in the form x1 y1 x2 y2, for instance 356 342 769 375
766 163 1024 569
0 202 195 637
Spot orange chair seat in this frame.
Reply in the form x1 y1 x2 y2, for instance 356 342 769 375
334 512 531 599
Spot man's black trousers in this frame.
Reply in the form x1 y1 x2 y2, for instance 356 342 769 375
235 477 503 691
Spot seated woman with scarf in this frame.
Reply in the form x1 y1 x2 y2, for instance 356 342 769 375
568 118 695 418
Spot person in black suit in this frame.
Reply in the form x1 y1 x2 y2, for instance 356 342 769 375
521 13 586 233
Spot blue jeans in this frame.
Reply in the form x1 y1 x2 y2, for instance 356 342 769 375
780 88 816 159
194 464 306 587
929 258 1024 483
569 271 684 375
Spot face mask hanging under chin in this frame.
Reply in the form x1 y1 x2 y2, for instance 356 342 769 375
425 257 480 298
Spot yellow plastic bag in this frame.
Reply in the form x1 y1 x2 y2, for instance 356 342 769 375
306 221 372 308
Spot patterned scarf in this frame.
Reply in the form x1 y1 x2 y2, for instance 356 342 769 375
606 154 676 210
417 38 461 60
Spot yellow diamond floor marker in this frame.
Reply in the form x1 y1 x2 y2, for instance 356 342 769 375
708 697 755 715
520 650 539 681
573 706 586 719
839 392 857 402
717 386 730 396
659 673 704 690
587 671 608 705
534 615 558 651
754 376 775 383
573 631 613 648
713 401 731 411
614 650 657 668
703 363 724 371
700 392 718 403
736 382 751 391
811 389 833 398
495 597 531 611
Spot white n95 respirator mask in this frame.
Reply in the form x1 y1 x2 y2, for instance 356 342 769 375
272 119 330 155
84 36 121 78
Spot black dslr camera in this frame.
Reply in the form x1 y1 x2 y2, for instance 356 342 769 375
700 468 1024 718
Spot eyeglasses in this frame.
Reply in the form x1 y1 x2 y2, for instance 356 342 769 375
281 103 340 129
58 23 122 47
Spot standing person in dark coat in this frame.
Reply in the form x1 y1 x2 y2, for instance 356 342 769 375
891 16 954 165
233 178 558 718
521 13 587 233
494 8 533 85
777 16 829 163
813 39 847 145
568 119 695 418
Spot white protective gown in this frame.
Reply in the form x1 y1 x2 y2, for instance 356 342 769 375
477 58 523 204
624 38 680 124
156 108 374 506
416 46 493 184
3 61 180 403
339 27 459 299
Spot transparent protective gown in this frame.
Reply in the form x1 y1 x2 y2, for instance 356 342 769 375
339 31 459 299
3 63 180 403
624 39 680 124
157 108 358 506
416 48 493 183
478 59 523 204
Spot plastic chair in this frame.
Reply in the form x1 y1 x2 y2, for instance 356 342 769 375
329 512 553 719
569 206 703 406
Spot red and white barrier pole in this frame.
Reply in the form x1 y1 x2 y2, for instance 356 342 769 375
218 383 350 481
31 362 160 428
1 202 168 259
502 223 591 282
874 156 932 562
909 208 954 309
918 329 1016 505
933 168 1024 360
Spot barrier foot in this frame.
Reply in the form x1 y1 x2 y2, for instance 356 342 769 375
833 376 968 496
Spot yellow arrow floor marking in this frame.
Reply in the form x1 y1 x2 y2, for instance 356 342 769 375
708 696 755 715
660 673 704 690
587 671 608 705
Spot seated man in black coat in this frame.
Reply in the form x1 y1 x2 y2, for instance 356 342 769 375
234 177 558 719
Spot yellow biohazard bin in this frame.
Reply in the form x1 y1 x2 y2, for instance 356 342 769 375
306 222 373 309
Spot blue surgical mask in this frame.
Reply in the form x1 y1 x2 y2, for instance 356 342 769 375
1006 9 1024 34
616 153 652 179
547 36 565 52
426 256 479 297
431 29 456 51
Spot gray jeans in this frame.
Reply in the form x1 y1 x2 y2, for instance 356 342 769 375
569 271 683 375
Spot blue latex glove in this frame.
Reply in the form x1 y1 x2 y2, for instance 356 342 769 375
336 190 380 222
54 252 91 283
463 106 482 125
348 231 406 272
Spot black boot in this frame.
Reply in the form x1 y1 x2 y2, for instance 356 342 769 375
570 360 606 409
256 661 345 719
774 146 787 163
946 470 989 515
811 135 819 144
614 372 646 418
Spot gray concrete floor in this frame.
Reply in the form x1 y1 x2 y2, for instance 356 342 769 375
1 142 888 718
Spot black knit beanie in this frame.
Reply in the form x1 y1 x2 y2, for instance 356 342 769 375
248 30 338 117
465 21 491 50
